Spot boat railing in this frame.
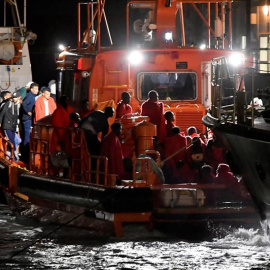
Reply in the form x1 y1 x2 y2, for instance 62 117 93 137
0 132 15 161
210 57 259 126
29 122 153 188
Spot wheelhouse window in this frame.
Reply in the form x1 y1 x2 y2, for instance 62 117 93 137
137 72 197 101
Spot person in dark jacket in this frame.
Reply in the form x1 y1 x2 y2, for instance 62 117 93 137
20 82 39 163
0 91 21 161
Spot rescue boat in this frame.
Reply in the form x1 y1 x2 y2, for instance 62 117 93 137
0 0 260 236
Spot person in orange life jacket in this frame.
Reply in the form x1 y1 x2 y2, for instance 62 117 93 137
0 91 21 161
78 99 94 119
34 87 57 122
115 92 132 120
185 136 207 181
215 163 240 201
164 110 175 137
50 95 74 154
100 122 125 180
205 135 227 173
164 126 187 170
141 90 166 144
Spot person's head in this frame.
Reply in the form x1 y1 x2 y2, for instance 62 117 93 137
164 110 175 122
200 165 213 177
187 126 197 136
81 99 90 110
70 112 81 124
192 136 201 148
104 106 115 118
171 126 181 136
121 92 131 104
41 87 51 100
148 90 159 102
111 122 122 137
1 91 12 100
12 91 21 103
30 82 39 95
48 80 56 95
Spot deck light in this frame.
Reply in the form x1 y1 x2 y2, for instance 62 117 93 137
228 53 244 67
127 51 143 65
58 44 66 51
200 44 207 50
263 5 269 16
164 31 173 42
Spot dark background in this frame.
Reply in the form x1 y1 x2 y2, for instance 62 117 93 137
26 0 126 87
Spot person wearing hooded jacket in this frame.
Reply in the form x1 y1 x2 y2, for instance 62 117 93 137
0 91 21 161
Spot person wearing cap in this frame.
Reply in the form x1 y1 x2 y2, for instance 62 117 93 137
34 87 57 122
0 91 21 161
18 81 34 100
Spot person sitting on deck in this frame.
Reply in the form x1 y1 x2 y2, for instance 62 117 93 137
164 110 175 137
215 163 240 201
141 90 166 144
115 92 132 120
34 87 57 122
163 126 187 179
100 122 125 180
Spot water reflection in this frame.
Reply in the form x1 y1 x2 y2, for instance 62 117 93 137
1 204 270 270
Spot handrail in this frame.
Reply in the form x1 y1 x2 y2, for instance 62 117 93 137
0 132 15 161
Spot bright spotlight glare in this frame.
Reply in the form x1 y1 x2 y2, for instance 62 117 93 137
263 5 269 16
164 31 173 41
127 51 143 65
200 44 206 50
58 44 65 51
228 53 243 67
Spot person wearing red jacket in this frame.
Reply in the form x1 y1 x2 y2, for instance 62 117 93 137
100 122 124 180
34 87 57 122
50 95 74 154
141 90 166 144
115 92 132 120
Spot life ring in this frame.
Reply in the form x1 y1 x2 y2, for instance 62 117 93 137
0 41 22 65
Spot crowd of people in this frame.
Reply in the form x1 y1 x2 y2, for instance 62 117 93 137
0 80 57 163
0 86 240 194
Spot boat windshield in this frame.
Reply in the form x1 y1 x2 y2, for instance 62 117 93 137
137 72 197 101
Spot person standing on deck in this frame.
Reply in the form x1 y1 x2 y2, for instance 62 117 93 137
34 87 57 122
141 90 166 144
20 82 39 163
0 91 21 161
115 92 132 120
80 106 115 155
164 110 175 137
50 95 74 154
100 122 125 180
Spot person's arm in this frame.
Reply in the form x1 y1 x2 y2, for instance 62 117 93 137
0 102 9 127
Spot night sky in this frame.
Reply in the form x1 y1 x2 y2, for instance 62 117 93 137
26 0 126 87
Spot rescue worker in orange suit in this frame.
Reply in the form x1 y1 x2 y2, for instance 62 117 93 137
50 95 74 154
115 91 132 120
163 126 187 180
141 90 166 144
164 110 175 137
100 122 125 180
34 87 57 122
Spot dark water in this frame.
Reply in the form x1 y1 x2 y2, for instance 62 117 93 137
1 203 270 270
